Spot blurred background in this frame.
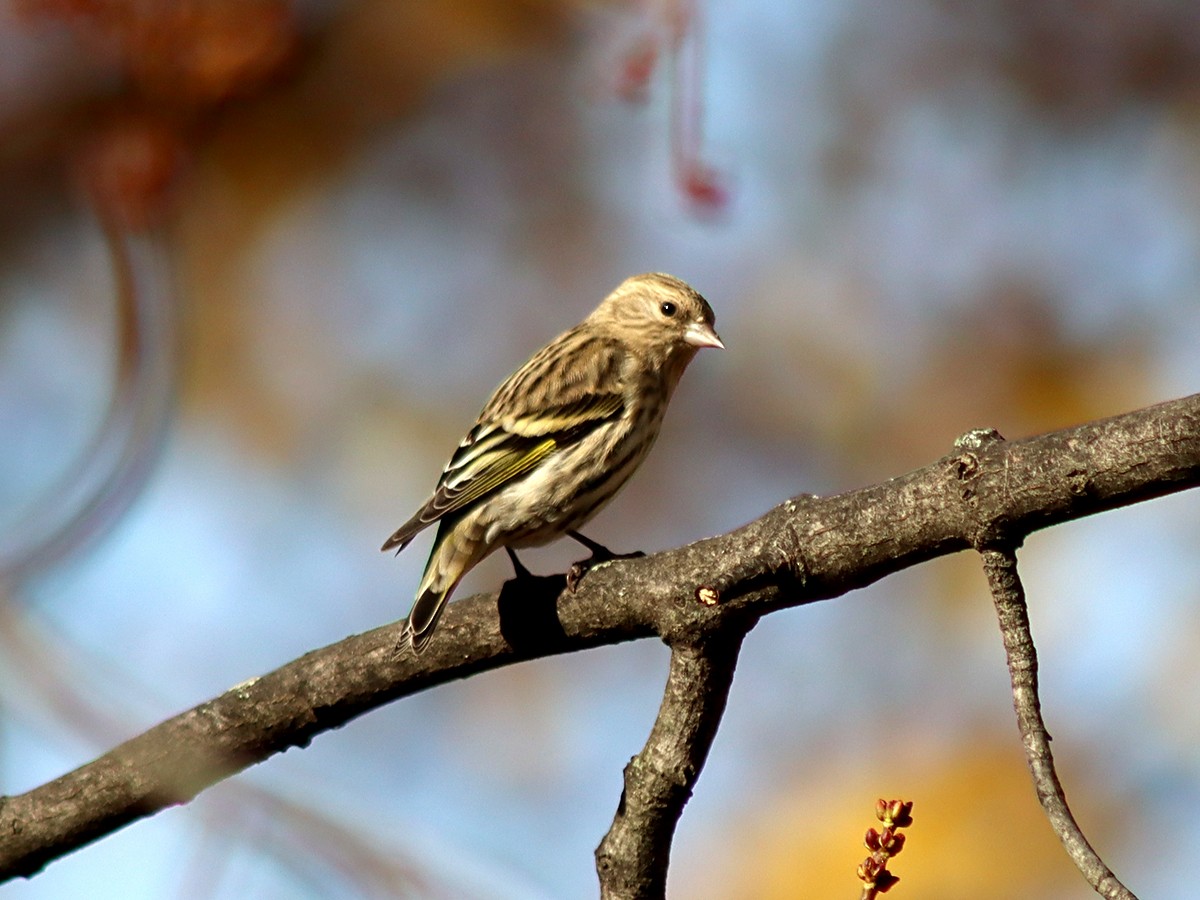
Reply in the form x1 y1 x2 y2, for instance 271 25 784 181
2 0 1200 897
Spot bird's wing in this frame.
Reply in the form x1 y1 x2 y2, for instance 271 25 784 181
432 391 624 518
382 333 628 553
478 328 625 423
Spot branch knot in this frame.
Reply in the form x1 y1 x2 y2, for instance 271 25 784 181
949 428 1019 549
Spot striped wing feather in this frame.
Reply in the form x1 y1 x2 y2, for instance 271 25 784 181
382 331 627 553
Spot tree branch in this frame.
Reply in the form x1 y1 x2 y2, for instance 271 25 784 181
2 392 1198 882
595 622 754 899
980 546 1137 900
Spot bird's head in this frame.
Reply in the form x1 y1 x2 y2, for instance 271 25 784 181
591 273 724 363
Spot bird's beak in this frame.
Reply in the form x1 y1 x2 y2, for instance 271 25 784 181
684 321 725 350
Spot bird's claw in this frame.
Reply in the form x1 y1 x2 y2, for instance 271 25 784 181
566 547 646 593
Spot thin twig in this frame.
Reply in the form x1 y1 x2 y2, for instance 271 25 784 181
0 218 176 583
980 547 1138 900
855 799 912 899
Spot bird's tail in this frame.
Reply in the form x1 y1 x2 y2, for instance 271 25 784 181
404 518 486 652
405 583 456 653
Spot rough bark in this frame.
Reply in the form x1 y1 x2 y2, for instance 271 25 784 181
1 392 1198 883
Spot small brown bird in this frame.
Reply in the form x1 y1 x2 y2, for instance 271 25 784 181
383 273 723 651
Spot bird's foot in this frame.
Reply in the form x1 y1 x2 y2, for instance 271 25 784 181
499 548 569 647
565 531 645 593
505 546 536 582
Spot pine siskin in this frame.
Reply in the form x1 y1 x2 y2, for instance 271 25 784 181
383 272 723 652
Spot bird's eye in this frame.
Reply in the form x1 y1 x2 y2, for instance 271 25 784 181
660 301 678 317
